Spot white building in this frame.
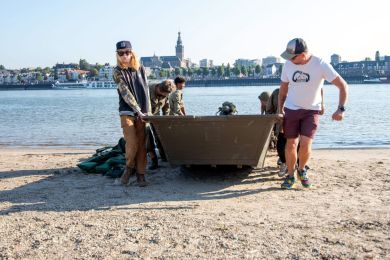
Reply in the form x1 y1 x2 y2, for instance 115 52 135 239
331 54 341 66
262 56 281 67
58 74 67 82
234 59 261 67
263 63 283 78
199 59 213 68
98 64 114 80
4 75 18 83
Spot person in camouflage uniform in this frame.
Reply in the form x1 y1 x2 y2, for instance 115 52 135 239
258 91 271 115
266 88 286 176
147 80 174 169
169 76 186 115
113 40 151 187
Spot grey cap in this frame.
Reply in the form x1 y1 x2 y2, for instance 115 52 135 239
280 38 308 60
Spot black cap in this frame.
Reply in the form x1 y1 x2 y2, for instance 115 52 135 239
281 38 308 60
116 41 132 50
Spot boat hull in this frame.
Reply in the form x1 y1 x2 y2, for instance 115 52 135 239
144 114 282 168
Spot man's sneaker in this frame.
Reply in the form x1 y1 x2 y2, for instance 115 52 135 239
121 167 135 185
278 163 287 177
281 175 296 189
297 168 312 188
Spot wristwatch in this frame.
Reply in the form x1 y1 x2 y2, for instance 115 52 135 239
338 105 346 112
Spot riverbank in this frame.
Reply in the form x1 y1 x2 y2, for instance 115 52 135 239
0 148 389 259
1 76 388 90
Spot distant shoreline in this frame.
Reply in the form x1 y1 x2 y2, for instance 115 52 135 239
1 77 390 90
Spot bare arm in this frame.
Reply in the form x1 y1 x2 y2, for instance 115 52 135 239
319 88 325 115
331 76 348 121
278 81 289 114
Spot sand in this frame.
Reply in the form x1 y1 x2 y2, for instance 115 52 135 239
0 148 389 259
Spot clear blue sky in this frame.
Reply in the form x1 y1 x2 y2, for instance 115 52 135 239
1 0 389 69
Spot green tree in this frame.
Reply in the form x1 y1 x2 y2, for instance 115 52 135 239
182 67 187 76
174 67 181 76
233 65 241 76
255 64 261 75
247 65 253 77
217 64 225 78
159 70 167 78
36 73 43 81
44 67 51 75
17 75 22 82
0 65 5 70
78 74 83 80
94 63 103 71
202 67 209 78
240 66 247 76
79 59 91 71
211 67 216 78
225 63 231 77
187 68 193 77
166 70 171 78
35 67 42 73
195 68 202 77
90 68 99 77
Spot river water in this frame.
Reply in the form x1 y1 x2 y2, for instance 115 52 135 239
0 84 389 149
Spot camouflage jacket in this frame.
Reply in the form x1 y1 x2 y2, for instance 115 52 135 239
169 89 185 115
149 83 170 115
266 88 279 115
113 66 151 116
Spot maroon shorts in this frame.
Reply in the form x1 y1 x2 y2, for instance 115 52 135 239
283 108 320 139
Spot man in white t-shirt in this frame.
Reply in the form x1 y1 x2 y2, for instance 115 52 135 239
278 38 348 189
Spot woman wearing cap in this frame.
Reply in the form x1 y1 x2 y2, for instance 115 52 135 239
113 40 151 187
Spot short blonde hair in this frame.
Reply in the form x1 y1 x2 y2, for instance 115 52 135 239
116 50 140 71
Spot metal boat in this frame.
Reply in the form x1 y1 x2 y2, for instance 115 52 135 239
144 114 282 168
53 80 88 89
87 81 117 89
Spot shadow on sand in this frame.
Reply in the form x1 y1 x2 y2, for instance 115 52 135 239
0 163 282 215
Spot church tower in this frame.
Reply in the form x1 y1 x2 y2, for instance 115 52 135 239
175 31 184 61
375 51 380 61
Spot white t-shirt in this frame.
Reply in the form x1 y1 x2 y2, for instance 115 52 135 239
281 55 339 110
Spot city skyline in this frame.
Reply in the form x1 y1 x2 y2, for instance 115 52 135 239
1 0 389 69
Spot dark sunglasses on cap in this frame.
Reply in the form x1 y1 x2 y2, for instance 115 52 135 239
117 50 131 57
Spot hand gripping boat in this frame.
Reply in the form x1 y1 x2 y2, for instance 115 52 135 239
144 114 282 168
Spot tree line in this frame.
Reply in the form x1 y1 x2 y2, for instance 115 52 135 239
157 63 264 79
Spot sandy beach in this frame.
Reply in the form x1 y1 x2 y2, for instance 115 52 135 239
0 148 389 259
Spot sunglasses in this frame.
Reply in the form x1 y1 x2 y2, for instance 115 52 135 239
117 50 131 57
